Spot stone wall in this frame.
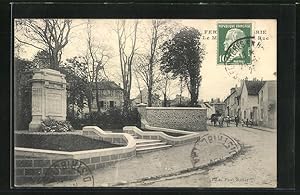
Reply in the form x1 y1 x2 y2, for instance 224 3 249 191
14 127 136 185
138 106 207 131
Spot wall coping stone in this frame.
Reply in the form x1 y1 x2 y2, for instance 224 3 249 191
15 126 136 160
146 107 207 110
123 126 202 145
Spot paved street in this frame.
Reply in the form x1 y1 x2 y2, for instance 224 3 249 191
130 125 277 188
43 125 276 188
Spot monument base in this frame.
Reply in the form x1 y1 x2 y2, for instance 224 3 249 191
29 120 41 132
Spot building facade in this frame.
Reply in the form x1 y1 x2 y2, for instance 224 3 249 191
239 80 265 124
257 81 277 129
90 81 124 112
224 87 240 117
224 79 277 129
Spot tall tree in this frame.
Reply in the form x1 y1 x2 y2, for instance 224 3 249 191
134 20 174 107
15 19 72 70
14 57 38 130
160 27 205 106
160 73 172 107
84 21 110 112
115 20 139 114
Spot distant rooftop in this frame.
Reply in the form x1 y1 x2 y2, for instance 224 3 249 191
92 81 123 90
245 80 266 95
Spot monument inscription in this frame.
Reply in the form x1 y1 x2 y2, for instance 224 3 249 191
29 69 67 131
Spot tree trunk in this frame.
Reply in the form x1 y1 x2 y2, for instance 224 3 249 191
87 91 92 113
148 86 152 107
163 93 167 107
95 81 100 112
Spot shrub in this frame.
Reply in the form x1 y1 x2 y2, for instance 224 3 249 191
69 108 141 130
40 117 74 132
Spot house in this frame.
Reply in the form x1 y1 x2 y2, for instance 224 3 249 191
200 102 215 119
239 79 265 125
90 81 124 112
224 86 241 117
131 88 161 107
212 103 226 115
257 80 277 129
169 95 190 106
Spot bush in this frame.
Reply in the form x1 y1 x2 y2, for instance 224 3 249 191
69 108 141 130
40 117 73 132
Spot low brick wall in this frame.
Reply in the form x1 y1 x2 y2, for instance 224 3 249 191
15 152 136 185
14 126 136 185
139 107 207 131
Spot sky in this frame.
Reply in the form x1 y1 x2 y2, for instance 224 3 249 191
15 19 277 101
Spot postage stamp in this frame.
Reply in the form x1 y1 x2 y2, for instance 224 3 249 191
217 23 253 65
42 159 94 187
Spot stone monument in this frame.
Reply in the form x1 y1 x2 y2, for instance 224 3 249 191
29 69 67 131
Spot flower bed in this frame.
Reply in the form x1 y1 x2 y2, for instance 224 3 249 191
16 134 120 152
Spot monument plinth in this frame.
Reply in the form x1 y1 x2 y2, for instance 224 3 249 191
29 69 67 131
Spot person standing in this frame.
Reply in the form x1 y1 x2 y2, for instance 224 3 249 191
226 115 230 127
235 115 239 127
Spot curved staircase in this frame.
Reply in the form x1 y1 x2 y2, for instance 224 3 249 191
129 134 172 154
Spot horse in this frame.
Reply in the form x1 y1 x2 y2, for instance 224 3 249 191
210 114 218 126
217 115 224 127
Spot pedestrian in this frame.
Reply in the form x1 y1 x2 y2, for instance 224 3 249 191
235 115 239 127
226 115 230 127
246 118 249 127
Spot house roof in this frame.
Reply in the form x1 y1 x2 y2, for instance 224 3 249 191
245 80 266 95
224 90 236 102
92 81 123 90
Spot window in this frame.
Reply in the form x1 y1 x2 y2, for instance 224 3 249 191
261 109 264 119
261 90 264 103
244 110 246 119
250 112 253 119
110 101 115 108
100 101 104 108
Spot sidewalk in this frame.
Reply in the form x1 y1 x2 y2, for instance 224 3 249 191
242 125 276 133
43 141 200 187
207 121 276 133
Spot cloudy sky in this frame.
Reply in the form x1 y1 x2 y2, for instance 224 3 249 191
15 19 276 101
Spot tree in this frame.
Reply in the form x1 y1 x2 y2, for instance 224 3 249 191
32 50 51 69
160 27 205 106
59 64 87 118
160 73 172 107
84 21 110 112
14 57 38 130
15 19 72 70
115 20 139 114
133 20 175 107
178 76 185 105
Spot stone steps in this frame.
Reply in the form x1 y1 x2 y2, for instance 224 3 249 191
136 144 172 153
136 142 167 149
135 139 162 144
130 135 172 154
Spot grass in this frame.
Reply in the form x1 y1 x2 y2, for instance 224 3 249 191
15 134 120 152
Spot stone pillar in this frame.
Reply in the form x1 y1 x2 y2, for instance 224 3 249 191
29 69 67 131
137 103 147 129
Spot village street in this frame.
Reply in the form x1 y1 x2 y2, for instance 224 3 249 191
132 125 277 188
44 124 276 188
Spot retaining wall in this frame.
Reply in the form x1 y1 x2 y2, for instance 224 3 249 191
14 127 136 185
138 106 207 131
